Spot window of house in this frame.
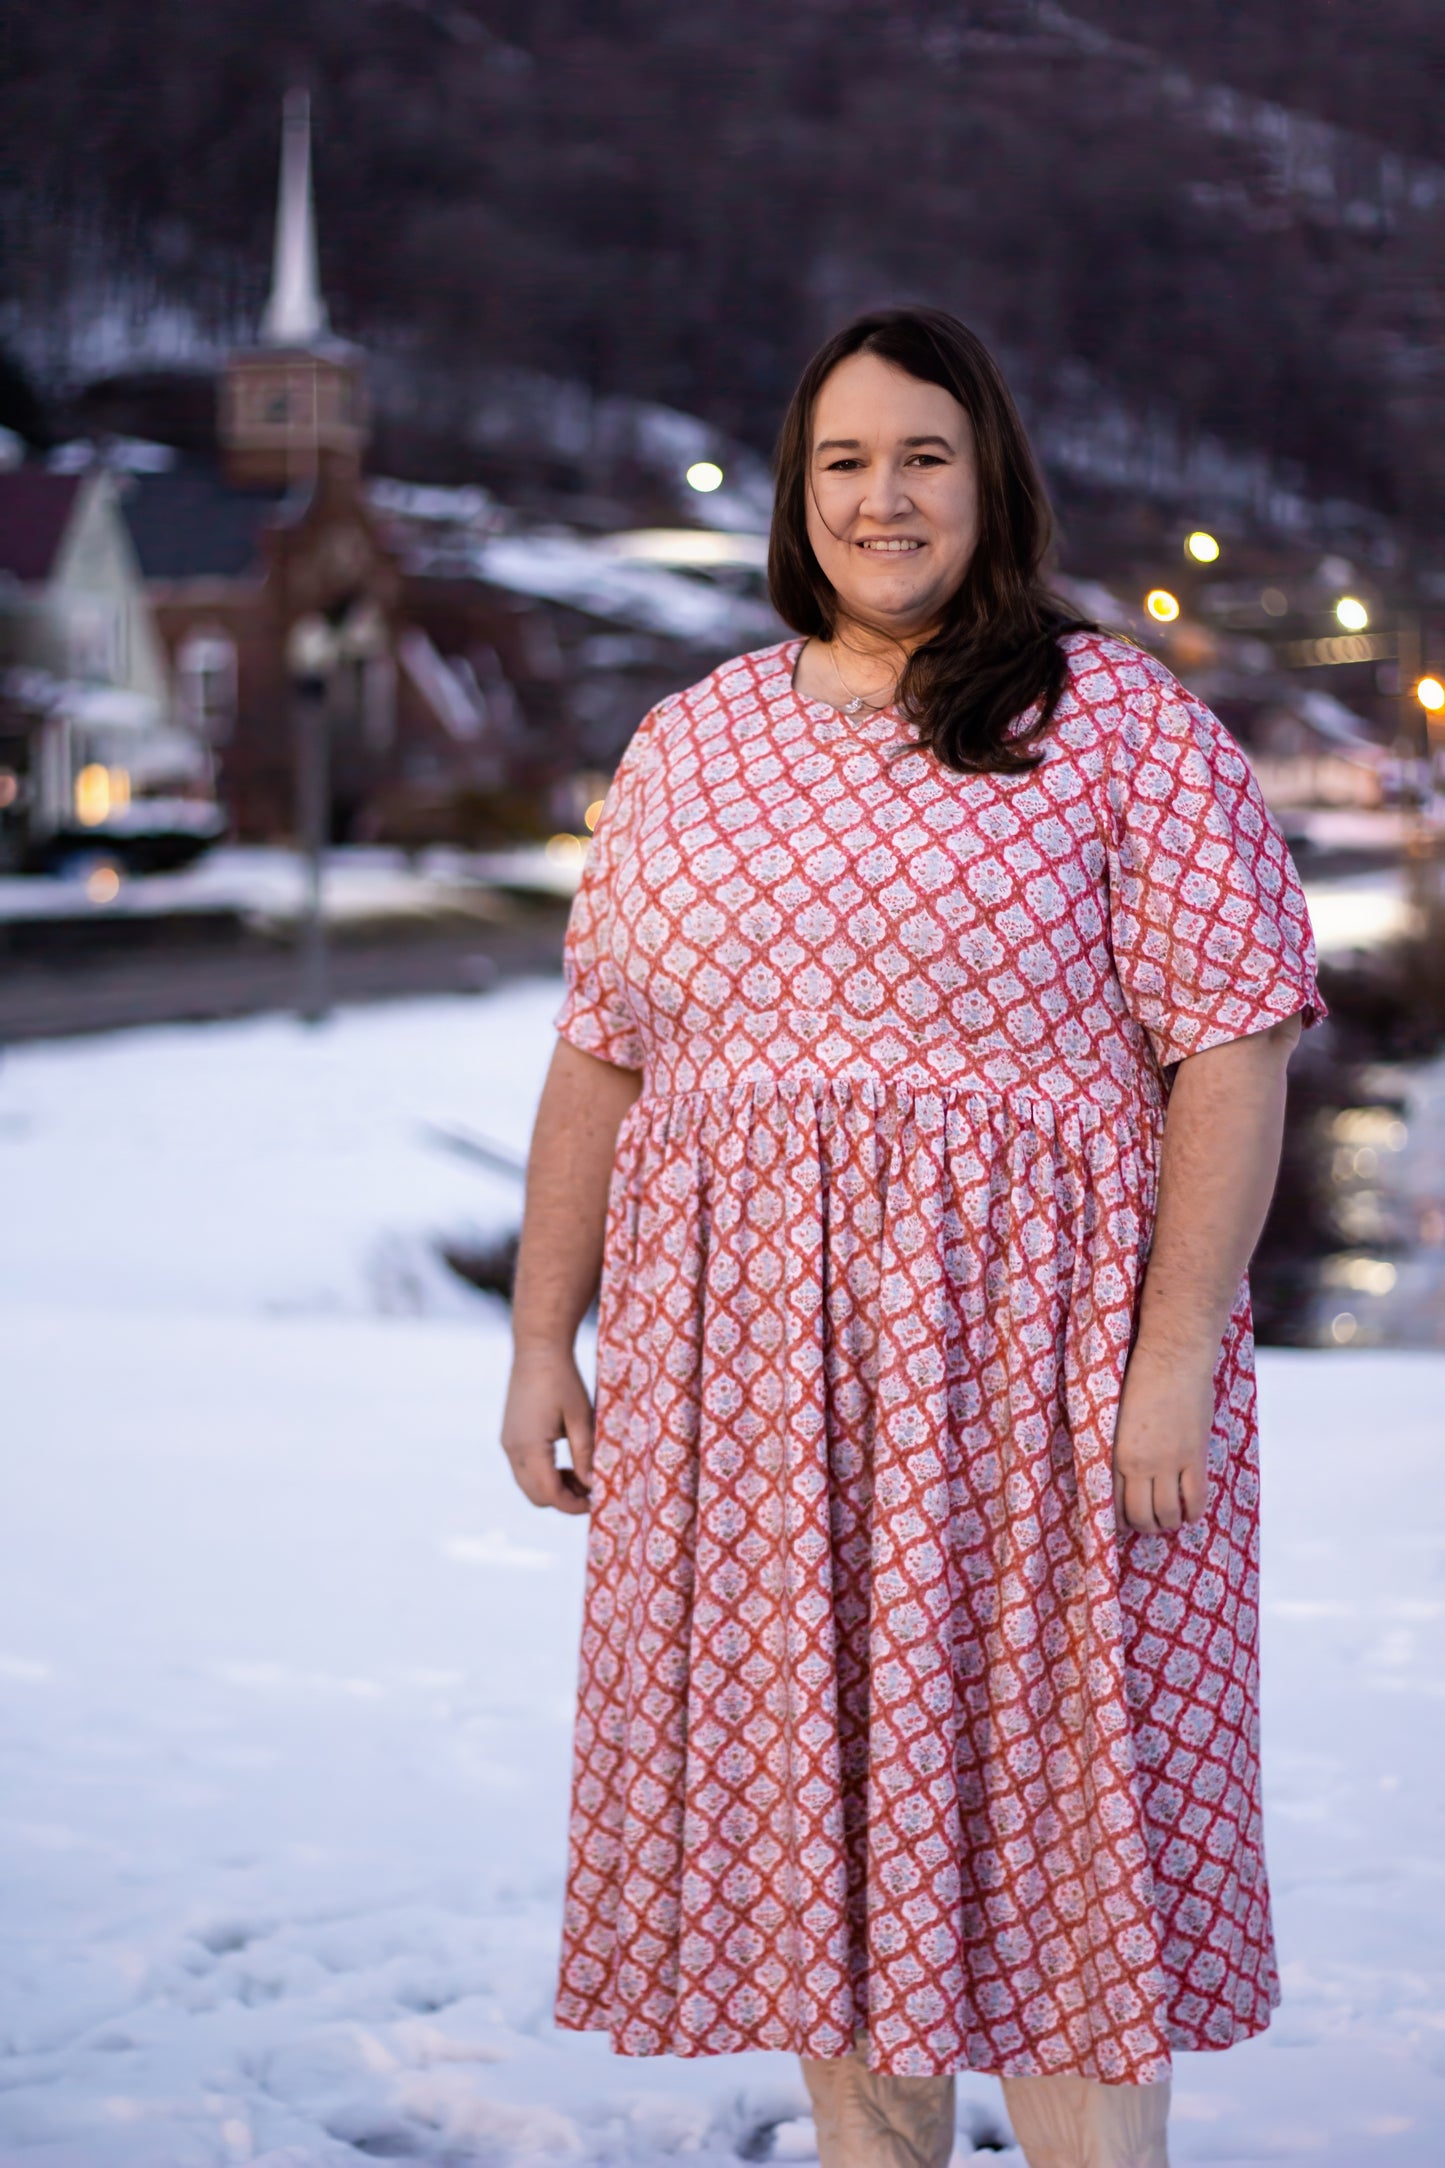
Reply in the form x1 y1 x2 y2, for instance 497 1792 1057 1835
177 629 238 743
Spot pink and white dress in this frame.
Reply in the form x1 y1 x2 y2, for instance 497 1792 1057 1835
552 632 1323 2082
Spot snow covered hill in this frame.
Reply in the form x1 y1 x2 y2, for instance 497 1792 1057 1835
0 988 1442 2163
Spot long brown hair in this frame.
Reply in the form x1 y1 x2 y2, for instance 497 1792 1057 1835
768 307 1093 773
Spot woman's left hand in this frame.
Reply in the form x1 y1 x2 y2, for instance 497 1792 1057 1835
1112 1339 1215 1534
1113 1015 1302 1537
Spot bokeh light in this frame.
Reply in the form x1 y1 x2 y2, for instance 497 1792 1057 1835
1145 589 1180 623
74 764 113 826
1416 676 1445 712
685 461 724 493
85 864 122 904
1334 595 1369 631
1185 531 1220 563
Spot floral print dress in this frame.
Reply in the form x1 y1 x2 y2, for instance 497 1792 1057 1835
551 633 1323 2082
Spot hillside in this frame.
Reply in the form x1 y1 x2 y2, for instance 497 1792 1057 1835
1 2 1441 553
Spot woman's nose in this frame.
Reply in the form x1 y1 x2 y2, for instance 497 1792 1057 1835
856 465 914 522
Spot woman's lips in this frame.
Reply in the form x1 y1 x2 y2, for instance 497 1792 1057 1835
855 536 924 552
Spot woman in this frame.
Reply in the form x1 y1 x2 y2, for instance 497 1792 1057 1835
501 307 1322 2168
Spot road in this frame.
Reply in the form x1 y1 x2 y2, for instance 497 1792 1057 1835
0 896 571 1043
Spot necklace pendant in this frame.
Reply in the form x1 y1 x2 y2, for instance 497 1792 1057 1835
842 696 866 717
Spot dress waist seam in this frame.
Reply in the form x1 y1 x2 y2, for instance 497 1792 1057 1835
629 1073 1162 1133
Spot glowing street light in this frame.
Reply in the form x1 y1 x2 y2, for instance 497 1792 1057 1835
1417 676 1445 713
685 460 724 493
1145 589 1180 623
1334 595 1370 632
1185 530 1220 563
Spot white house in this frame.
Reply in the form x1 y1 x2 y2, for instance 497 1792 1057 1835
0 468 217 869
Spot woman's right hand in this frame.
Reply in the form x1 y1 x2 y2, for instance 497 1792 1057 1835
501 1343 595 1515
503 1039 639 1517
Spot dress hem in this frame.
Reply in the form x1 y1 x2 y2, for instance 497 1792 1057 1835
551 1995 1281 2080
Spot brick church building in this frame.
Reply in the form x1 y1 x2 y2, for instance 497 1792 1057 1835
122 94 494 840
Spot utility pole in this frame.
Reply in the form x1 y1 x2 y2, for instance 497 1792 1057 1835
287 614 341 1025
1396 606 1425 819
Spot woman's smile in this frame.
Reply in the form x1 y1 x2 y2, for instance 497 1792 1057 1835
801 352 980 641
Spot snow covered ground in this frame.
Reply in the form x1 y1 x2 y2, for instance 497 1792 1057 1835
1 987 1443 2166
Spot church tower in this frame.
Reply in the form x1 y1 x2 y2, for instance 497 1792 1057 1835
219 91 369 489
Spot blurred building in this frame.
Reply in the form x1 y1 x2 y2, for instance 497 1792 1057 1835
80 94 779 846
119 92 502 841
0 466 215 871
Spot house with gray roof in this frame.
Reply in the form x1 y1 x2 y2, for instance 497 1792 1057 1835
0 467 215 869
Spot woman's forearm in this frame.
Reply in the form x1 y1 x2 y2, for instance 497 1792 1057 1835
1134 1014 1302 1363
1113 1013 1302 1533
511 1038 642 1351
502 1040 642 1514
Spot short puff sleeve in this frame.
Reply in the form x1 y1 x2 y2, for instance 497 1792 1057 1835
1106 683 1326 1069
553 706 660 1070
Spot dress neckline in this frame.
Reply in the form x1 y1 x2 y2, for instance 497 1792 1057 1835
781 636 905 743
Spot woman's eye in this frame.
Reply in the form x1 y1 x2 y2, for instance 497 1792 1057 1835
823 458 863 471
907 454 945 467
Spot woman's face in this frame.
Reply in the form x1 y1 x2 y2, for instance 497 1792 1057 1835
805 351 980 642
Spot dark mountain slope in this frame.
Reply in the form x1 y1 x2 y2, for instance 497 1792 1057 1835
1 1 1440 535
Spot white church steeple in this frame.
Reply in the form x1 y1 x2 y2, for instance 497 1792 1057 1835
220 90 367 487
260 88 329 348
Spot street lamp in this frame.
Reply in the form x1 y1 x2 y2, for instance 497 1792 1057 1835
286 612 342 1024
1418 676 1445 811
